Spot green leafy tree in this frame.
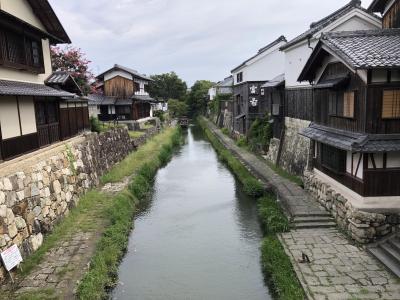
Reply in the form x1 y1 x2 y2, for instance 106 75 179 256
186 80 214 117
168 99 188 118
148 72 187 102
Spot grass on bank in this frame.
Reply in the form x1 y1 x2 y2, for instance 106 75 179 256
77 127 181 299
101 127 178 183
198 117 305 300
128 131 145 139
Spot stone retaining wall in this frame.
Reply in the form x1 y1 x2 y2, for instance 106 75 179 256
278 117 311 176
0 127 159 280
304 171 400 244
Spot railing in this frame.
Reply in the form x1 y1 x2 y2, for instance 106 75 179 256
37 123 60 148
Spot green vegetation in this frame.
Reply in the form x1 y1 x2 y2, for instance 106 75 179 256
153 110 165 122
236 136 248 149
186 80 214 117
13 289 58 300
128 131 145 139
221 128 230 136
261 236 305 299
148 72 187 102
77 127 181 299
65 144 77 175
90 116 102 133
247 117 272 153
198 117 304 299
265 160 303 187
168 99 188 118
101 127 179 183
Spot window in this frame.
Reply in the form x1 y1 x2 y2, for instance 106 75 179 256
382 90 400 119
237 72 243 83
343 92 355 118
0 26 44 72
329 91 356 118
321 144 346 174
391 70 400 82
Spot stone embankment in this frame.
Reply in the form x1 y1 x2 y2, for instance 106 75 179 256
0 126 159 281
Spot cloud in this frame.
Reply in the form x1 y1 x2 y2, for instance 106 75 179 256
50 0 375 86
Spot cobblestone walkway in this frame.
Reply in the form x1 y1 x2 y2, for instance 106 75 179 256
204 118 327 217
10 231 98 298
281 229 400 299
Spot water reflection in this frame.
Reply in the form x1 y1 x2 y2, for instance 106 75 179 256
112 125 271 300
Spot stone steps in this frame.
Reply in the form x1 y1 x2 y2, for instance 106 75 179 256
368 234 400 278
292 215 336 229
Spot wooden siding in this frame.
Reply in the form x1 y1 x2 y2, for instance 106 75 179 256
104 76 135 98
1 133 39 160
383 0 400 28
314 73 366 133
284 88 313 121
364 168 400 196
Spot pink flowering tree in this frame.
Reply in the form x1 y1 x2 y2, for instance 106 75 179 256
51 46 96 95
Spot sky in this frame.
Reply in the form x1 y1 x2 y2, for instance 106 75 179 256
49 0 375 87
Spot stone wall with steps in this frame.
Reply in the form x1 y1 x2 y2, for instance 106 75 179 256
304 171 400 244
0 127 159 281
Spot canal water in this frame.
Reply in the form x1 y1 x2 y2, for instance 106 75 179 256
112 125 271 300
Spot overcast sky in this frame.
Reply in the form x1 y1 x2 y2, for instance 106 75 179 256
50 0 374 86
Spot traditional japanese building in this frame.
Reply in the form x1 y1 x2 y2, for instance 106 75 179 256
231 36 287 135
0 0 89 161
208 76 234 129
274 0 382 175
88 64 156 122
299 29 400 207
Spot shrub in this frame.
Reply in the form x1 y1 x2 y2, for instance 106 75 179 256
258 195 290 235
247 116 272 153
153 110 165 122
129 175 151 200
90 116 102 133
236 136 247 148
221 128 230 136
243 178 265 198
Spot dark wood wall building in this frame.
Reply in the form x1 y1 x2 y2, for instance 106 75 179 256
299 29 400 198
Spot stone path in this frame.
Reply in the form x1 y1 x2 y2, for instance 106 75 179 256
204 118 329 219
1 231 98 299
281 228 400 299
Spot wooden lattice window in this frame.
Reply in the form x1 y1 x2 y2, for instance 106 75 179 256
321 144 346 174
343 91 355 118
382 90 400 119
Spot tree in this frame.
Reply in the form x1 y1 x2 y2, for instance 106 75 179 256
51 46 94 95
148 72 187 102
186 80 214 117
168 99 188 118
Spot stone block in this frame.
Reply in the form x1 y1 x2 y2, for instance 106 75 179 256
8 223 18 238
15 217 27 230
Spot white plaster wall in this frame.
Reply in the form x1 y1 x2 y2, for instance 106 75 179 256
346 152 363 179
0 0 46 31
134 79 149 96
232 42 286 85
208 87 217 101
0 96 21 139
284 12 381 88
104 70 132 82
0 39 52 84
19 96 37 135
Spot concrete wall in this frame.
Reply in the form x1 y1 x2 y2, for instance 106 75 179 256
0 127 159 281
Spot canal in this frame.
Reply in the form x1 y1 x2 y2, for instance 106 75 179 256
112 125 271 300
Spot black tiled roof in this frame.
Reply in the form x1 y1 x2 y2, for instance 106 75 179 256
0 80 74 97
261 74 285 88
280 0 379 51
131 94 157 103
97 64 153 82
301 124 400 153
46 71 71 84
321 29 400 69
368 0 388 13
231 36 287 72
87 94 116 105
